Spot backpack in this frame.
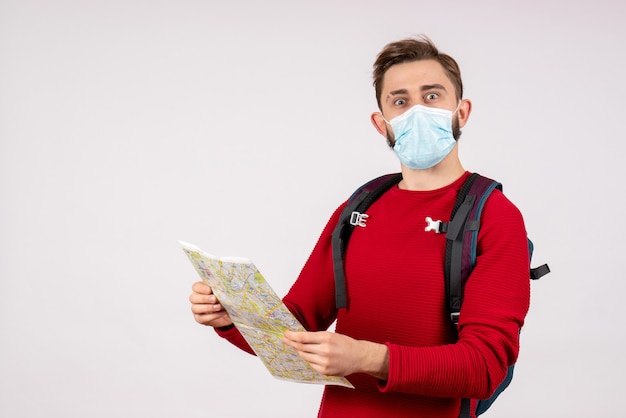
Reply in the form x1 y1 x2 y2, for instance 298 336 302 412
331 172 550 417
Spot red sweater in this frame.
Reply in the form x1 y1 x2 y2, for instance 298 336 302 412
217 172 530 418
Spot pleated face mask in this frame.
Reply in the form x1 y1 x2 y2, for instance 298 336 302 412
385 102 460 169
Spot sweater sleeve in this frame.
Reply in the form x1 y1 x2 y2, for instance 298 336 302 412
379 190 531 399
282 203 346 331
214 325 255 355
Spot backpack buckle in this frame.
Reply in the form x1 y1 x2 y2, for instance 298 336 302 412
425 217 444 233
450 312 460 324
349 211 369 227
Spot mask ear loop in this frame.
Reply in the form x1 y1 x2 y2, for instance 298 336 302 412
452 99 463 116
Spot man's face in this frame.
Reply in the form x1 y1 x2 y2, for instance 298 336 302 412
377 59 464 147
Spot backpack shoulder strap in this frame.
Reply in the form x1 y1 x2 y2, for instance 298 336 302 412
449 173 501 418
331 173 402 308
451 174 551 418
445 173 502 325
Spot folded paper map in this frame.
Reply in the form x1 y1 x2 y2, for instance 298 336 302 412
180 241 354 388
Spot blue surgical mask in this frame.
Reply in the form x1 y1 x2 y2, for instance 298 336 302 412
384 103 461 170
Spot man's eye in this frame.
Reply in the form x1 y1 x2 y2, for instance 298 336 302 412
393 98 406 105
425 93 439 100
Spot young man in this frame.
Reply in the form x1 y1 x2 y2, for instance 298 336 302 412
189 36 530 418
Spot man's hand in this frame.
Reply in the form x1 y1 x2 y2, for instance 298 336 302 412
282 330 389 380
189 281 233 328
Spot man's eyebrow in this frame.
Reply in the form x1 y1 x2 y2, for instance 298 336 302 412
387 88 409 98
421 84 447 92
386 84 447 101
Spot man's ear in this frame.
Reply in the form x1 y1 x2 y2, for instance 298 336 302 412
370 112 388 136
457 99 472 128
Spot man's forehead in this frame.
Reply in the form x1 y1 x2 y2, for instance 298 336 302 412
382 60 451 92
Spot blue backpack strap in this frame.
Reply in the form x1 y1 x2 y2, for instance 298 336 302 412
451 173 551 417
331 173 402 308
445 173 502 325
447 175 549 326
446 173 501 418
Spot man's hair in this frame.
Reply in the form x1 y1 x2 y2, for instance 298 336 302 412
372 35 463 109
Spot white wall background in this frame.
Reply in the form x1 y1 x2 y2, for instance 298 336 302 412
1 1 624 417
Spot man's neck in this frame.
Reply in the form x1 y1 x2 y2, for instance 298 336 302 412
398 154 466 191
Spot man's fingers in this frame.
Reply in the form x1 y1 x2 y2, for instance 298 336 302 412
284 330 329 344
188 292 219 305
190 300 223 314
193 311 226 326
283 331 331 358
191 281 213 294
284 330 311 342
